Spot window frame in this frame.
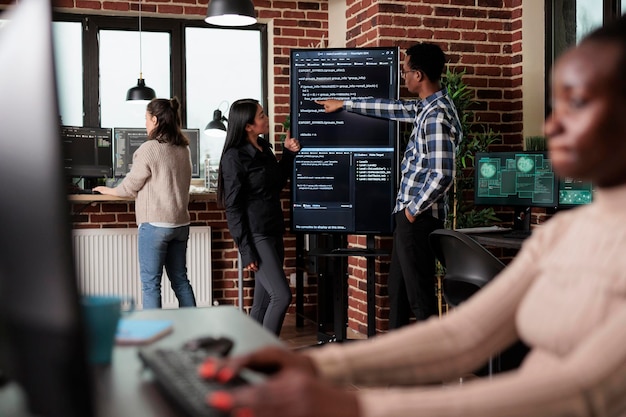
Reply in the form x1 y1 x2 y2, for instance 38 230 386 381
544 0 623 115
52 13 268 129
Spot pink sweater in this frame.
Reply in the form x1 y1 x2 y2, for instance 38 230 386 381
307 184 626 417
112 140 191 225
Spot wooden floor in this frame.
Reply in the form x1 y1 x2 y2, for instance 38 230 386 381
278 313 367 349
278 313 319 349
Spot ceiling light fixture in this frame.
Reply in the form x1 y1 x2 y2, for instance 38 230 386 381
205 0 257 27
126 0 156 101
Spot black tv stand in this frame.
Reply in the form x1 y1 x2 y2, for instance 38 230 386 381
306 234 390 343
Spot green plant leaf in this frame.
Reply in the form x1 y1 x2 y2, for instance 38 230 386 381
442 67 502 228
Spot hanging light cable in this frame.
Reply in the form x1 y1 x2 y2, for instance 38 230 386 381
126 0 156 101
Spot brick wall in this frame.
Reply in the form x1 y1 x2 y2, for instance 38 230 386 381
28 0 528 336
68 191 309 316
339 0 526 334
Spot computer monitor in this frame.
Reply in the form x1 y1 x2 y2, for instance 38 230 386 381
0 1 94 416
289 47 400 235
558 177 594 208
61 125 114 180
113 127 201 178
474 151 559 231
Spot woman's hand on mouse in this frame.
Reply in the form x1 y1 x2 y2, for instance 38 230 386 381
198 345 317 383
207 368 360 417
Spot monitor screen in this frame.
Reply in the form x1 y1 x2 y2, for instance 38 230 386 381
558 177 593 207
474 152 558 208
61 125 113 178
0 0 94 415
113 127 200 177
289 47 400 235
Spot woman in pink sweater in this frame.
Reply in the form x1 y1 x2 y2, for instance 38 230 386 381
201 16 626 417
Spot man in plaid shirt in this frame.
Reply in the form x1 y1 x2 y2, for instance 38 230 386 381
317 43 462 329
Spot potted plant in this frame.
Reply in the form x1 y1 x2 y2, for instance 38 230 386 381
442 68 502 229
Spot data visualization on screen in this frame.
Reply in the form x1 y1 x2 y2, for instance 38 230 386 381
559 178 593 207
474 152 558 208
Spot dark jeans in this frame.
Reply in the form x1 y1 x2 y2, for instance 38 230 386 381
249 234 292 336
388 211 443 329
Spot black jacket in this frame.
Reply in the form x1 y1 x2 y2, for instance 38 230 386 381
220 137 296 265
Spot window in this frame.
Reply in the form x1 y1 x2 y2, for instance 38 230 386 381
549 0 608 61
545 0 624 114
51 14 266 174
185 27 262 170
52 21 83 126
99 29 171 129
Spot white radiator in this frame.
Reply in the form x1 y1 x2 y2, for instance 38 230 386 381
72 227 212 310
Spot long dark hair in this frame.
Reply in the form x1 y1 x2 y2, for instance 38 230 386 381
216 98 260 208
146 97 189 146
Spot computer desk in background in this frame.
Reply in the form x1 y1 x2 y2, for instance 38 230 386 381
468 232 526 250
455 226 528 250
0 306 283 417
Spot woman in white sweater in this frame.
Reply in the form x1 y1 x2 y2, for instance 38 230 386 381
95 97 197 309
199 15 626 417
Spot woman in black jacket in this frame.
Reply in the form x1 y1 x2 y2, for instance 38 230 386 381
217 98 301 335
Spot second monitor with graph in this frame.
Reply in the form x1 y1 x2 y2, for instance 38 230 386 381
113 128 201 177
474 152 558 232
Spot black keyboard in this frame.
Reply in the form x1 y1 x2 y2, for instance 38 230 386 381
138 347 248 417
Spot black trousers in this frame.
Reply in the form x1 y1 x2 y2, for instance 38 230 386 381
249 234 292 336
388 211 443 329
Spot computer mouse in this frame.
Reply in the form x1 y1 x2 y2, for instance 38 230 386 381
182 336 234 356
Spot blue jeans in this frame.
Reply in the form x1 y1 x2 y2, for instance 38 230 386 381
138 223 197 309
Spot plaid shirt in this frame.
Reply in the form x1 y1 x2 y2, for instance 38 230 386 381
345 88 462 221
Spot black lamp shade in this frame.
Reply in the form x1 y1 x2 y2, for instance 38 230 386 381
126 78 156 101
205 0 256 27
204 109 227 136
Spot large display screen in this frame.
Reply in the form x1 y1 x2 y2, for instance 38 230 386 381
474 152 558 208
113 128 200 178
289 47 400 235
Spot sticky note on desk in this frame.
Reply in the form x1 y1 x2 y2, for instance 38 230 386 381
116 319 173 346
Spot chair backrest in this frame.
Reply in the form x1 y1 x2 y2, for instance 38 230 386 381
429 229 506 307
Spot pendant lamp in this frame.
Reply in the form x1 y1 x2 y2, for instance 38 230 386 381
126 0 156 101
205 0 257 27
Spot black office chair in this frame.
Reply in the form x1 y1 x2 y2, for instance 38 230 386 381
429 229 505 308
429 229 529 376
429 229 505 376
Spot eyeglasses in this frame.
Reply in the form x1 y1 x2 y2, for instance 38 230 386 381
400 69 418 79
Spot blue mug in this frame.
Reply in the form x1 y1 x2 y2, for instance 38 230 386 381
81 295 134 365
